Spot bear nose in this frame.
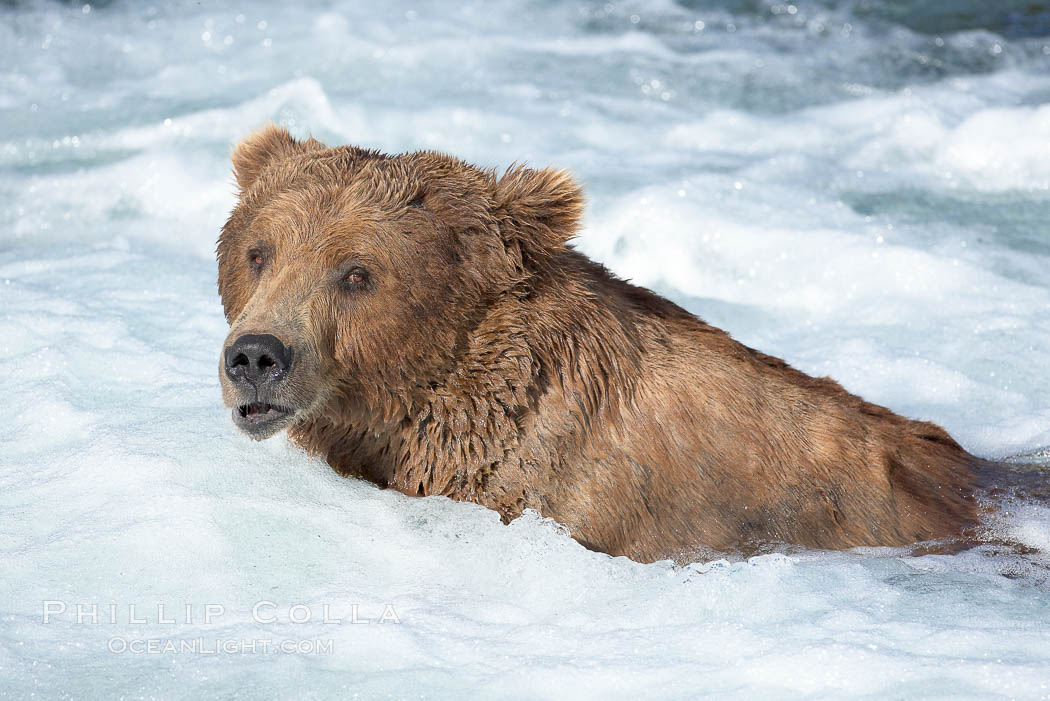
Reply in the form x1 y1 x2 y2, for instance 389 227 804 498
224 333 293 386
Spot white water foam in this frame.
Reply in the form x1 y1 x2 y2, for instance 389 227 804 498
2 1 1049 697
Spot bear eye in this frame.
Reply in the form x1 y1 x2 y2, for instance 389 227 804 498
343 267 369 290
248 251 266 272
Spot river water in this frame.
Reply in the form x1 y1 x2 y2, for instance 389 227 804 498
2 1 1049 697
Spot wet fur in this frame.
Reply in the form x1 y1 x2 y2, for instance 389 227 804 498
218 125 978 563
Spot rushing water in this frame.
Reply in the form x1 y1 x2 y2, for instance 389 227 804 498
2 1 1050 698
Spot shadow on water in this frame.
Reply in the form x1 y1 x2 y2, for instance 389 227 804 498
983 449 1050 500
945 454 1050 584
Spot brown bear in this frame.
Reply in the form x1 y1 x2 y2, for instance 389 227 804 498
217 125 978 563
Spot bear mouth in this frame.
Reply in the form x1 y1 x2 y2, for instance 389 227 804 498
232 402 294 438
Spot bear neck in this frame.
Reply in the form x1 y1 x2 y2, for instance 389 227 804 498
292 249 656 513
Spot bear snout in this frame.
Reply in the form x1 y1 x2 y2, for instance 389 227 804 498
223 333 294 388
221 332 302 439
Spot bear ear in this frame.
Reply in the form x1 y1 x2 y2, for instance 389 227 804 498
492 165 584 260
231 124 325 191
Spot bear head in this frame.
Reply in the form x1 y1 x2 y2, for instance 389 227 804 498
217 125 583 439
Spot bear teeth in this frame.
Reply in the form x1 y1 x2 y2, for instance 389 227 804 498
238 402 289 419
